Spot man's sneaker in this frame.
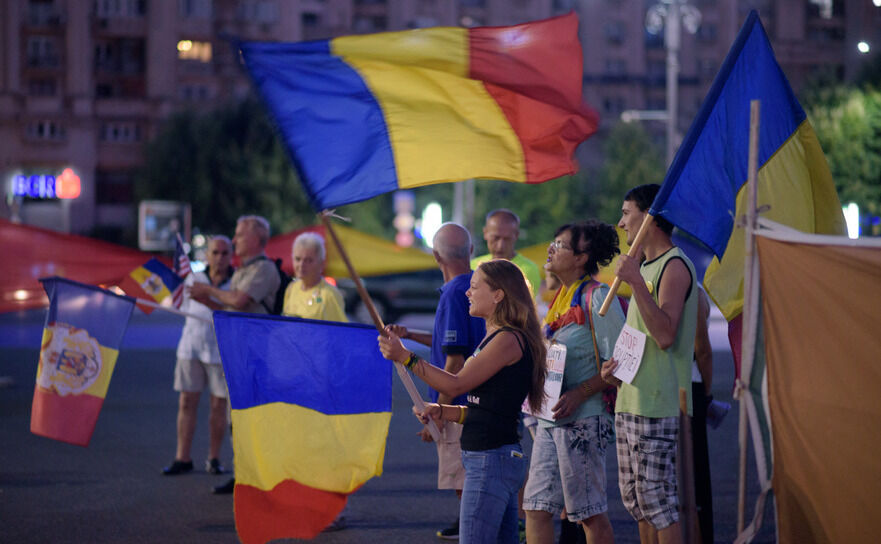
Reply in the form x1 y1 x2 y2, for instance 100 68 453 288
436 518 459 540
212 477 235 494
205 458 226 475
162 460 193 475
518 518 526 544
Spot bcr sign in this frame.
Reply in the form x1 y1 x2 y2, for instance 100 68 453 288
11 168 81 199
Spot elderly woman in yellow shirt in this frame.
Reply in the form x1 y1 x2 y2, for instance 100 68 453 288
282 232 347 323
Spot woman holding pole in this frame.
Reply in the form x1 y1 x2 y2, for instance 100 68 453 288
378 259 547 544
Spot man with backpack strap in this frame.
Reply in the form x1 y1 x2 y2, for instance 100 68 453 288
190 214 281 494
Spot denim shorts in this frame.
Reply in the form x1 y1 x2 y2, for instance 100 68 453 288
615 413 679 529
460 444 527 544
523 416 613 521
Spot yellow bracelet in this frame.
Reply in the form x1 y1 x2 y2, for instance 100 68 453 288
400 352 418 370
457 405 466 425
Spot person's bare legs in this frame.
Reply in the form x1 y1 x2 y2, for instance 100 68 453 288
657 522 681 544
582 512 615 543
208 395 227 460
175 391 200 461
525 510 554 544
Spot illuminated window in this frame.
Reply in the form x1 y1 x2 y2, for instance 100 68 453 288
177 40 212 62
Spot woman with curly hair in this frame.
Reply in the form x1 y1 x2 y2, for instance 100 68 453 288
379 259 546 544
523 220 626 544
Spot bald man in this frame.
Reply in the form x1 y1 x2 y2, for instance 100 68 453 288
388 223 485 540
471 209 541 298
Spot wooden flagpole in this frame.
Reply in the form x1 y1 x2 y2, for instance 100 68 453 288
598 213 655 316
320 212 441 442
737 99 762 535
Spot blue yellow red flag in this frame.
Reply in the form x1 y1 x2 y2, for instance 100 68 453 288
648 11 844 316
118 257 182 314
213 312 392 543
239 13 598 210
31 277 135 446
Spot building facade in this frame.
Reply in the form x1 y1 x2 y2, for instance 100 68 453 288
1 0 878 236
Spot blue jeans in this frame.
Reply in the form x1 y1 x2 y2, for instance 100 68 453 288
460 444 528 544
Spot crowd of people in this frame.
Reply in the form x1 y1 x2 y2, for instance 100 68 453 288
161 183 719 544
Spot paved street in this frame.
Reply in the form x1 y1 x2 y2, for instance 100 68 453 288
0 308 775 543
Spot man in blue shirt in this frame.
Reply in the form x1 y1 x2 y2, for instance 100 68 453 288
389 222 485 541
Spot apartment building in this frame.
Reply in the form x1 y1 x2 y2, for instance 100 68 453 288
2 0 877 236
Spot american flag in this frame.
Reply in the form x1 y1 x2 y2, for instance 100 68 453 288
172 235 191 308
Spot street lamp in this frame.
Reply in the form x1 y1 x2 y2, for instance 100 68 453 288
857 41 870 54
646 0 701 166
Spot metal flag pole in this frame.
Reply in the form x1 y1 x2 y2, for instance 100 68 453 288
320 212 441 442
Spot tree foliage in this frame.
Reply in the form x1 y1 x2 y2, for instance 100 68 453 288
135 98 315 238
804 85 881 224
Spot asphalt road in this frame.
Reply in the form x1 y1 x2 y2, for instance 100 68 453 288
0 308 775 543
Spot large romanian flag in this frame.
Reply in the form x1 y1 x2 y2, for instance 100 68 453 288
239 13 598 209
31 277 135 446
118 258 182 314
648 11 845 373
214 312 392 543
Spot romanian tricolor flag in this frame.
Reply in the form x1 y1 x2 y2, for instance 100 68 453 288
214 312 392 543
31 277 135 446
648 11 845 374
239 13 598 210
118 258 182 314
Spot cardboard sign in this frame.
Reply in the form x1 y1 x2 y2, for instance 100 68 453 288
523 342 566 420
612 324 647 384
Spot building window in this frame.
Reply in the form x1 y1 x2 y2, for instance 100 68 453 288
94 38 145 74
180 84 211 101
697 23 717 43
95 170 134 204
27 78 58 96
25 120 66 141
27 0 63 26
26 36 60 68
179 0 212 18
177 40 212 62
698 58 717 78
100 121 142 143
602 96 626 115
604 22 625 45
237 1 277 23
605 59 627 75
354 16 387 32
302 12 319 27
94 0 147 18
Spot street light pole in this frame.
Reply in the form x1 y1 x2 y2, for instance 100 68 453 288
665 0 681 167
646 0 701 167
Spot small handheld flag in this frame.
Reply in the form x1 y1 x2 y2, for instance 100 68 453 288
31 277 135 446
119 258 182 314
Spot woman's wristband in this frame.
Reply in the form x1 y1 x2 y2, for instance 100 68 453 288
456 405 466 425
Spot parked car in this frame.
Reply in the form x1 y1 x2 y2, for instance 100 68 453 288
336 269 444 324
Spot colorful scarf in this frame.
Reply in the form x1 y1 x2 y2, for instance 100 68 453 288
543 276 592 338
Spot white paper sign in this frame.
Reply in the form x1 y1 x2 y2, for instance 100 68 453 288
523 342 566 420
612 324 647 384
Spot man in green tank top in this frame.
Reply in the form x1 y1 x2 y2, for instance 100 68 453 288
601 184 697 544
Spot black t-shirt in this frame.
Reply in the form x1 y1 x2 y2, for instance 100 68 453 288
460 328 533 451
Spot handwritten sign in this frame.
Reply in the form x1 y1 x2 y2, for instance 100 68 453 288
612 324 647 384
523 342 566 420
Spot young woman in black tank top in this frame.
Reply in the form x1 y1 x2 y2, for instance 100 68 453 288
379 259 547 544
